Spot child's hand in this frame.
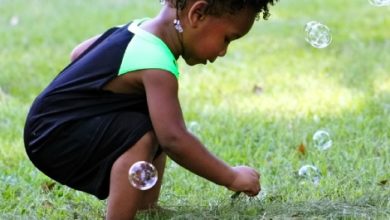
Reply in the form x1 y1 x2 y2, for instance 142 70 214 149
227 166 261 197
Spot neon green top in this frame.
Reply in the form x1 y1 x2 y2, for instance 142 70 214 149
118 18 180 79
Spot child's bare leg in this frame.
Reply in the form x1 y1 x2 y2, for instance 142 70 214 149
106 131 159 220
139 152 166 210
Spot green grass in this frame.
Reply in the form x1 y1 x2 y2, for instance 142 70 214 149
1 0 389 219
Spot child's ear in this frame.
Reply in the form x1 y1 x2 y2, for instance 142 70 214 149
187 0 209 28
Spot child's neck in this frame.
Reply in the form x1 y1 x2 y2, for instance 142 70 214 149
140 6 183 60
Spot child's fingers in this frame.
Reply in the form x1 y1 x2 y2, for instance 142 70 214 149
244 189 259 197
245 182 261 197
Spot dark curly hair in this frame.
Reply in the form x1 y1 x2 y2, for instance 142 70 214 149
166 0 279 20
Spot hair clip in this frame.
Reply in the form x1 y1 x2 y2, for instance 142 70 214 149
173 19 184 33
160 0 166 5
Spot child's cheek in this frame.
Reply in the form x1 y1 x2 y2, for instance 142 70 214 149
201 41 221 57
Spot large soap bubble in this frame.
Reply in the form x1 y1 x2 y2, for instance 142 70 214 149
128 161 158 190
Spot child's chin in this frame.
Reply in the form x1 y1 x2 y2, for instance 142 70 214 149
184 60 198 66
185 59 206 66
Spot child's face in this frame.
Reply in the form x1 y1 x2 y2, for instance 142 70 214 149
182 7 257 66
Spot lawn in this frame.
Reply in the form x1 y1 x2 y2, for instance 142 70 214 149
1 0 389 219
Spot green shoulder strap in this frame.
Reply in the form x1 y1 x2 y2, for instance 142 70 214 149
118 19 180 78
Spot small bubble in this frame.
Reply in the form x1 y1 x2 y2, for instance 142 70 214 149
9 16 19 27
128 161 158 190
313 115 320 123
368 0 390 6
298 165 321 185
313 130 332 150
304 21 332 48
188 121 201 134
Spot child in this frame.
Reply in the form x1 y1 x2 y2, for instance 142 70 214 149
24 0 278 219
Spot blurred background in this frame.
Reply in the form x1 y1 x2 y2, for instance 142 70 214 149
1 0 389 219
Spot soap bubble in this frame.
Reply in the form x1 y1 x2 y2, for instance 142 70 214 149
9 16 19 27
313 130 332 150
128 161 158 190
368 0 390 6
298 165 321 185
304 21 332 48
188 121 201 134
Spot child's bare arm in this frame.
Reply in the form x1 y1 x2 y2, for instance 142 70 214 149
142 70 260 195
70 35 101 61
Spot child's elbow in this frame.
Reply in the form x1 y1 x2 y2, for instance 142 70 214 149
157 130 186 153
158 134 180 152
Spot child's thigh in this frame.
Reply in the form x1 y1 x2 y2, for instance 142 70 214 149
29 111 153 199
